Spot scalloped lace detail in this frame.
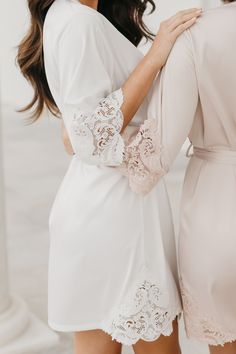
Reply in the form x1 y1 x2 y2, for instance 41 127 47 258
71 89 125 166
102 279 181 346
118 118 169 195
180 279 236 346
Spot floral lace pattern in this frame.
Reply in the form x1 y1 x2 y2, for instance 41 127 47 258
180 279 236 346
102 279 180 346
118 118 169 195
71 89 125 166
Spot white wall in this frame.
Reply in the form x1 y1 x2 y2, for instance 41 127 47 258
1 0 223 108
0 0 223 107
0 0 32 108
203 0 221 8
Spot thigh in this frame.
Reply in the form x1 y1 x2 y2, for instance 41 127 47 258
210 341 236 354
74 330 122 354
132 319 181 354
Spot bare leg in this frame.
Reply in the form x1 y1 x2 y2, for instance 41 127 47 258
74 329 122 354
133 319 181 354
210 341 236 354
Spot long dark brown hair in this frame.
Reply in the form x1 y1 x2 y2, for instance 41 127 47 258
17 0 156 123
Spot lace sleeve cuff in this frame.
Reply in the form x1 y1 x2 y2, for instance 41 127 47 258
119 118 169 195
71 88 125 166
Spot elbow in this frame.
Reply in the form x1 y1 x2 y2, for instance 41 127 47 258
118 147 170 195
129 165 169 196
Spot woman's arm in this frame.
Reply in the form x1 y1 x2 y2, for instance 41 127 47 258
60 8 201 164
120 30 199 194
61 121 74 156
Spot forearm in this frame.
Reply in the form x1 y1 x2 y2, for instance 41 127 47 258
121 47 161 131
121 30 199 195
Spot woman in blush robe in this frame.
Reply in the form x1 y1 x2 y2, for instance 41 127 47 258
118 2 236 354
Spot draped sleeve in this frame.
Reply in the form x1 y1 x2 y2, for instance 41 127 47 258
119 30 199 194
56 12 125 166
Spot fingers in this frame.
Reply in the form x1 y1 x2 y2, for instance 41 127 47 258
171 8 202 19
176 8 201 15
164 8 201 28
165 8 197 24
158 8 202 43
172 17 197 38
169 10 202 30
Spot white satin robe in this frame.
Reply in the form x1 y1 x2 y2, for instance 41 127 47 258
43 0 181 345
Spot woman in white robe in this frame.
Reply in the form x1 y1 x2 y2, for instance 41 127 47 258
18 0 201 353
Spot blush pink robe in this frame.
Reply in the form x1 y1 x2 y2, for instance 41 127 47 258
121 2 236 346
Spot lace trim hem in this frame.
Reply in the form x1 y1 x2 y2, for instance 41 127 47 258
101 279 181 346
71 88 125 166
180 278 236 346
118 118 169 195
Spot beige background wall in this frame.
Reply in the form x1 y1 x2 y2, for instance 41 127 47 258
0 0 223 107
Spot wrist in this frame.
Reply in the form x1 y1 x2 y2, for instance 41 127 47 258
146 45 163 72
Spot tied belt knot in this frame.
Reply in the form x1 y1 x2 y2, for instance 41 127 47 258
186 143 236 165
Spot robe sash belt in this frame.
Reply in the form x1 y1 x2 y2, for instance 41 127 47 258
193 146 236 165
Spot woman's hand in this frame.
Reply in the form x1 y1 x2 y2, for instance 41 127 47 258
61 121 74 156
150 8 202 68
